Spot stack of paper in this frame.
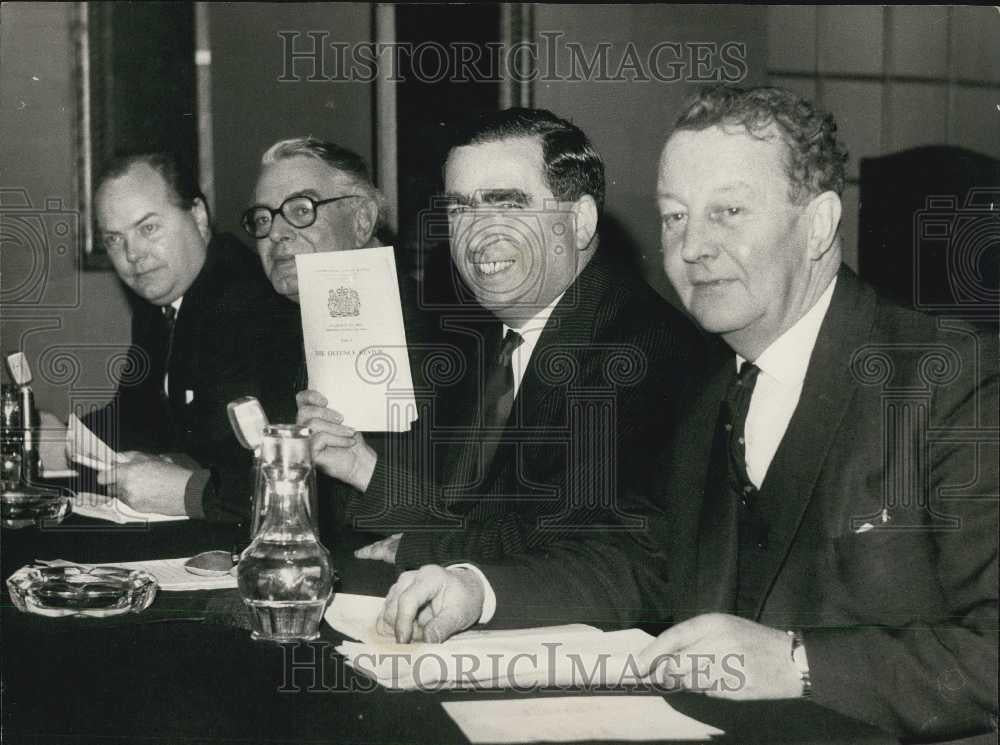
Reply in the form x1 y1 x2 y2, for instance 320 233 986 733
328 593 654 690
296 246 418 432
70 492 188 524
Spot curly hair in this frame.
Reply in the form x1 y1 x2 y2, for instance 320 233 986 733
672 86 849 203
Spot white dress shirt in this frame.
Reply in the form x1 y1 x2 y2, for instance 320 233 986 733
503 292 565 396
738 278 836 487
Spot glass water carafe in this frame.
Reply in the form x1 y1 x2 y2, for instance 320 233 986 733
237 425 333 641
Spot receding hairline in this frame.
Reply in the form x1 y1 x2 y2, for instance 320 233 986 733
96 161 177 206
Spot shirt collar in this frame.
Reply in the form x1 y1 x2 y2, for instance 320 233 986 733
503 292 565 342
738 277 837 386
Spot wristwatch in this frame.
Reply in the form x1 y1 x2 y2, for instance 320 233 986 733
787 629 812 697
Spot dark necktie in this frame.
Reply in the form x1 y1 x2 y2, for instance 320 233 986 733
477 328 524 478
161 305 178 402
724 360 760 492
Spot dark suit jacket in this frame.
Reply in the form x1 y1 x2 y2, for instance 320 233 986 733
478 267 998 743
348 250 704 568
85 233 301 522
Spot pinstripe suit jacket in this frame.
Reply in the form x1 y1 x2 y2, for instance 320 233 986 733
345 250 704 568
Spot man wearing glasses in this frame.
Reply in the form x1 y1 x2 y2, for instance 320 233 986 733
244 138 388 303
66 152 299 521
244 137 440 538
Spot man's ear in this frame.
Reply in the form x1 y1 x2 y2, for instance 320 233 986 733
804 191 841 261
571 194 599 253
190 197 211 244
352 197 379 248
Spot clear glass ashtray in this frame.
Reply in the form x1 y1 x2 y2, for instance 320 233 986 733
1 487 72 529
6 564 158 618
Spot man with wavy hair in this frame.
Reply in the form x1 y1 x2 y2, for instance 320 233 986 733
298 108 702 569
377 88 997 744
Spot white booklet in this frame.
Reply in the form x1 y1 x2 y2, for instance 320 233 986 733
295 246 417 432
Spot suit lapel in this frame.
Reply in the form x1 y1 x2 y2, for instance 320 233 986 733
749 267 876 618
514 254 611 422
491 255 613 489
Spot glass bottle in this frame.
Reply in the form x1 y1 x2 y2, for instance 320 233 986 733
237 424 333 641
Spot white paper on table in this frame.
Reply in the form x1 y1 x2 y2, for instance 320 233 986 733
70 492 189 524
441 696 724 743
35 557 236 591
340 628 654 690
328 593 659 690
295 246 417 432
66 413 122 471
325 592 599 646
105 558 235 591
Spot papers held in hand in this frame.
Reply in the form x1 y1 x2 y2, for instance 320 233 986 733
295 246 417 433
66 413 122 471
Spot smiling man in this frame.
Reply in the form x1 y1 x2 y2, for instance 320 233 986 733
373 89 997 744
298 108 701 569
78 152 299 522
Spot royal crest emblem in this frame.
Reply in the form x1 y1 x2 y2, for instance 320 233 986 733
328 286 361 317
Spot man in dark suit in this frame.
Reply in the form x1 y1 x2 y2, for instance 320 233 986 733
377 88 998 744
81 152 298 521
298 108 701 568
245 136 440 538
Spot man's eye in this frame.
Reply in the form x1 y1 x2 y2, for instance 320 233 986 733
102 234 123 250
254 214 272 229
714 206 742 220
292 204 313 219
661 212 686 226
139 223 160 237
489 201 522 211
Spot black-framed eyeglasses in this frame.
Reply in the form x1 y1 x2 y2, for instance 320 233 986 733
241 194 363 239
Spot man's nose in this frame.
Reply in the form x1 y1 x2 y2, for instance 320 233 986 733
124 238 149 263
678 218 719 263
267 213 297 249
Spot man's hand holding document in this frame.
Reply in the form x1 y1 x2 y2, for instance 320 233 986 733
295 246 417 433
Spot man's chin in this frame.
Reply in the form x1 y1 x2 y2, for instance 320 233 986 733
131 282 175 306
270 276 299 301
